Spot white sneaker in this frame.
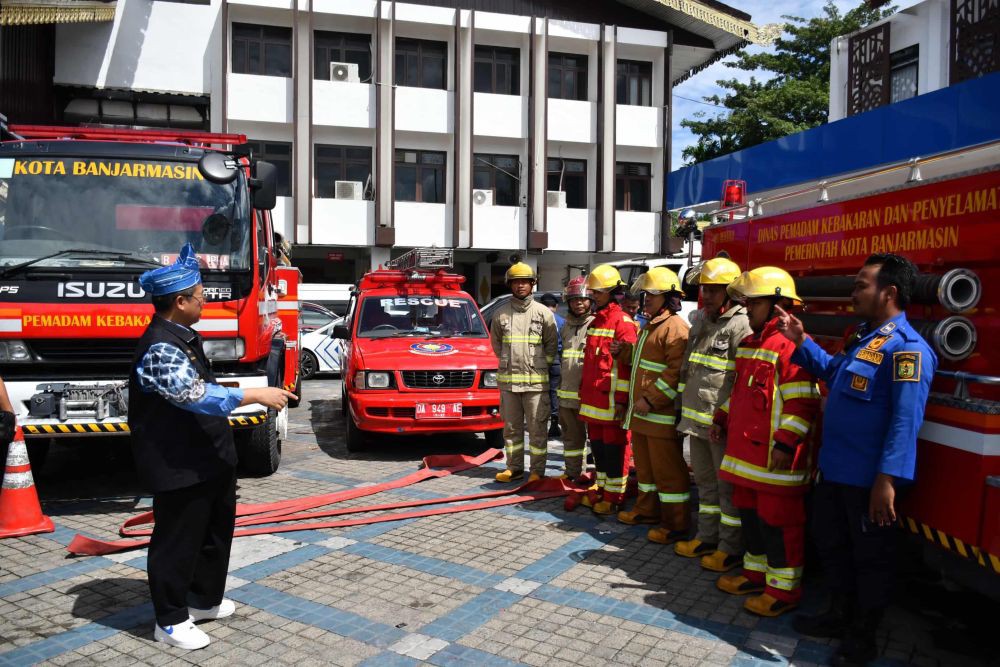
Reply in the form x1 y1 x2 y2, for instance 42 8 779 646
154 617 210 650
190 598 236 622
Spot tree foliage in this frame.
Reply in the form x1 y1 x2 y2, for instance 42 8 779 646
680 1 895 165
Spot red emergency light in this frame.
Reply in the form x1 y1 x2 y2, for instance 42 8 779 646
722 179 747 208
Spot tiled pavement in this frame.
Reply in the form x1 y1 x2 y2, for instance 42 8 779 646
0 378 991 666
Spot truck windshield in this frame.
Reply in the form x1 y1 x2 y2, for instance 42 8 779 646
0 156 250 271
357 296 488 338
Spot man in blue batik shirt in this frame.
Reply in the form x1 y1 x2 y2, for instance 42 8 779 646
773 253 936 667
129 244 295 651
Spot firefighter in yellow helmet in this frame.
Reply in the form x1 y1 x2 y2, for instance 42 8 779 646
673 257 753 571
489 262 559 482
616 267 692 544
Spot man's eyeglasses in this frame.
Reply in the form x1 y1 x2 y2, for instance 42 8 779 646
185 294 206 307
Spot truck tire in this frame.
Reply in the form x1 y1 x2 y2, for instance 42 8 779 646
340 382 348 416
484 429 503 449
289 374 302 409
238 408 281 475
345 412 367 453
300 350 319 381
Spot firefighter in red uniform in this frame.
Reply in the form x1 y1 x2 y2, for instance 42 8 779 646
578 265 638 515
711 267 821 617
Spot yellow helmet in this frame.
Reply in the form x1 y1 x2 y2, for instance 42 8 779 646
727 266 802 304
631 267 683 295
505 262 536 283
698 257 742 286
586 264 624 292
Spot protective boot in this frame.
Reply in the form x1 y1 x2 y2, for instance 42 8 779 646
674 538 717 558
831 610 881 667
792 593 853 639
592 500 619 516
700 550 742 573
527 472 545 483
495 469 524 483
616 509 659 525
744 593 797 617
647 527 685 545
579 488 603 509
716 574 765 596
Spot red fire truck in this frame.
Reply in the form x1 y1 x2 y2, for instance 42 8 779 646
336 248 503 452
699 143 1000 595
0 122 300 475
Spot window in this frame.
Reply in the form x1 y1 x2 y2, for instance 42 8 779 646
546 158 587 209
246 141 292 198
615 162 651 212
395 38 447 90
474 46 520 95
314 145 372 199
395 150 446 203
548 52 588 101
616 60 652 106
889 45 918 104
473 154 519 206
232 23 292 77
314 31 372 81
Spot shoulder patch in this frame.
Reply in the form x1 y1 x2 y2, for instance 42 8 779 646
878 321 897 335
855 348 884 365
893 351 921 382
850 374 869 392
623 316 634 324
866 335 892 351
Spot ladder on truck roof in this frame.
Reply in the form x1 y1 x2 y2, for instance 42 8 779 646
384 248 453 272
1 118 245 148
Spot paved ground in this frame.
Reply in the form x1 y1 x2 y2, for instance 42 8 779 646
0 377 993 666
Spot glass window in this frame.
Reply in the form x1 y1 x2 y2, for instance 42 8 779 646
615 162 652 212
889 45 918 104
473 154 519 206
616 60 652 106
245 141 292 198
394 150 446 203
546 158 587 209
314 145 372 199
232 23 292 77
395 38 447 90
314 30 372 81
548 52 587 101
357 295 487 338
473 45 520 95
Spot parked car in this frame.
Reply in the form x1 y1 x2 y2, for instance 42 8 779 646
300 316 346 379
299 301 338 334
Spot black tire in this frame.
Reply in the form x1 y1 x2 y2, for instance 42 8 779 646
484 429 504 449
288 373 302 409
345 411 367 453
340 382 348 416
300 350 319 381
238 408 281 475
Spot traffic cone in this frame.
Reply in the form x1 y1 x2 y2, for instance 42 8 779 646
0 427 54 539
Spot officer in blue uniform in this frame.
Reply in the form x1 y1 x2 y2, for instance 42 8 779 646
774 253 936 667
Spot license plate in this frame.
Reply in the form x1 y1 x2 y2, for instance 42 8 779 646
415 402 462 419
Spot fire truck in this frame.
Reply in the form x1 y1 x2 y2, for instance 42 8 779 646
698 141 1000 596
335 248 503 452
0 120 300 475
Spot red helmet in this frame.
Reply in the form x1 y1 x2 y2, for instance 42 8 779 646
563 276 592 301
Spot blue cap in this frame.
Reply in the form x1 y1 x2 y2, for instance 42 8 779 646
139 243 202 297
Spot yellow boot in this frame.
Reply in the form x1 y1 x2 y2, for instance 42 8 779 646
716 574 765 596
617 509 659 525
674 538 716 558
700 550 742 573
528 472 545 483
591 500 619 516
647 527 684 545
744 593 797 617
495 469 524 483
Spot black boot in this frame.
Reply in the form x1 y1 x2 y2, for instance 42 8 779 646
548 417 561 438
831 609 881 667
792 593 853 639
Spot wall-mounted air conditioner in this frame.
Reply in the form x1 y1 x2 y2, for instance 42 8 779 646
335 181 363 200
472 189 494 206
330 62 360 83
547 191 567 208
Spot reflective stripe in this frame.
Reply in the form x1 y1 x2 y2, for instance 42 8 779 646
504 442 524 461
689 352 736 372
779 381 821 400
654 378 678 400
502 334 542 344
596 472 607 483
587 328 615 337
766 566 802 591
778 414 811 437
605 477 628 492
634 411 676 425
720 513 742 527
563 448 585 457
638 359 667 373
719 398 730 414
615 379 630 393
678 382 686 392
529 445 548 456
562 350 584 359
579 403 615 421
498 372 548 383
699 504 721 515
767 565 803 579
720 455 810 486
744 552 767 573
681 406 714 426
557 389 580 400
638 482 658 493
658 491 690 503
736 348 780 365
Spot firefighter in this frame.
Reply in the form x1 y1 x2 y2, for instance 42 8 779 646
490 262 559 483
777 253 936 666
578 264 638 514
674 258 753 572
556 277 594 483
711 267 821 617
539 292 565 438
617 268 691 543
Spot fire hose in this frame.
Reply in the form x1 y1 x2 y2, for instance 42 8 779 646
67 448 577 556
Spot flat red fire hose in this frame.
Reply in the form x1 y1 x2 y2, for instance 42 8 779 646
67 448 577 556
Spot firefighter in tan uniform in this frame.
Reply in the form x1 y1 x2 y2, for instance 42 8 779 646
490 263 559 482
674 258 753 571
556 277 594 483
617 268 691 543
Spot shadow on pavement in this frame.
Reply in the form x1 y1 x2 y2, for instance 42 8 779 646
67 578 154 640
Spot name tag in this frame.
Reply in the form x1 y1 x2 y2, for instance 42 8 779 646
855 348 884 365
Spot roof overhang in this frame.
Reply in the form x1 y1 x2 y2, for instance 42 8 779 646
0 0 117 26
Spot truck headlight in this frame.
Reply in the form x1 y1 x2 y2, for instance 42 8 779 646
203 338 245 361
0 340 30 362
365 372 391 389
481 370 498 388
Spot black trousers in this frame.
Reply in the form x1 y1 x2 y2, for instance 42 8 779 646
811 480 900 613
148 469 237 626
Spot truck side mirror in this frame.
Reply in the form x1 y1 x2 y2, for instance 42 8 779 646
251 160 277 211
333 324 349 339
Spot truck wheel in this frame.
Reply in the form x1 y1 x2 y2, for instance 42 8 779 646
484 429 504 449
288 374 302 409
345 412 367 453
340 383 348 416
238 408 281 475
300 351 319 380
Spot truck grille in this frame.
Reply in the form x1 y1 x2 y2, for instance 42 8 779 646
30 339 139 364
401 370 475 389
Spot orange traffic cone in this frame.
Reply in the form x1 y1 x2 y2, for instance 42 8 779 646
0 427 54 539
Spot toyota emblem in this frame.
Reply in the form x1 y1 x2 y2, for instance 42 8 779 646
432 373 446 385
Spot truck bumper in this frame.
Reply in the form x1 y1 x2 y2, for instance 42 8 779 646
351 391 503 435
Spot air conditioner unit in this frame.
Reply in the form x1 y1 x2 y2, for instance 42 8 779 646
547 190 567 208
330 62 360 83
335 181 363 200
472 189 494 206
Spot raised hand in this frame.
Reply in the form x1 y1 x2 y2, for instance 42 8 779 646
773 304 805 347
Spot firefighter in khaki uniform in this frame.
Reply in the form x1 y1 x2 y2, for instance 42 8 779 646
490 263 559 483
674 258 753 572
616 268 691 544
556 277 594 483
712 267 821 617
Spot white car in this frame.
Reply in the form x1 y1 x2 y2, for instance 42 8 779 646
299 317 346 379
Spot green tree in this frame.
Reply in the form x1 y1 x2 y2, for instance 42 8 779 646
680 1 895 165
